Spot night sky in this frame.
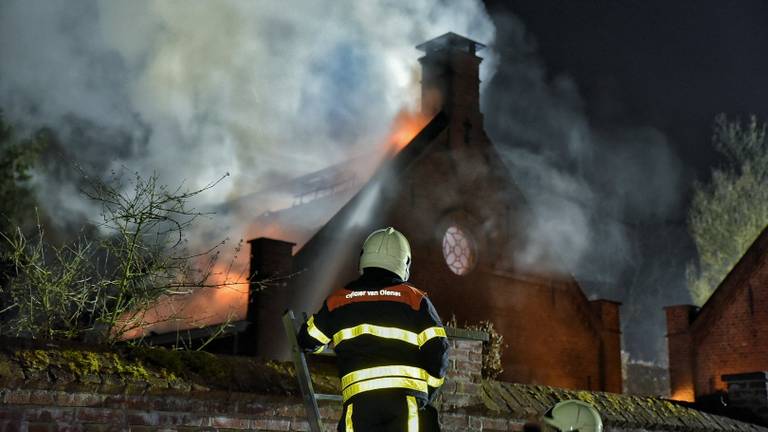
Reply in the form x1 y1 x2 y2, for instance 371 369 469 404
488 0 768 197
483 0 768 361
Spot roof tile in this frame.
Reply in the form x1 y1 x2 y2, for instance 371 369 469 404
479 382 766 432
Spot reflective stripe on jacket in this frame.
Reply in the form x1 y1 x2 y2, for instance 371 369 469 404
298 271 449 404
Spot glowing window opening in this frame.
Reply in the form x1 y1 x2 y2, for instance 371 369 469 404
442 225 476 276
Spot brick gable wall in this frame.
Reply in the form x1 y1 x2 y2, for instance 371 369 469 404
384 129 621 392
693 265 768 395
667 227 768 400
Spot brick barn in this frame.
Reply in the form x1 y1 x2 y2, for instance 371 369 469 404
246 33 623 393
665 225 768 413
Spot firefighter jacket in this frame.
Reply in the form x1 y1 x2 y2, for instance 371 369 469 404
297 268 449 406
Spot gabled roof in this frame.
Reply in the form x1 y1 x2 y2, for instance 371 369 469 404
691 224 768 333
290 106 595 298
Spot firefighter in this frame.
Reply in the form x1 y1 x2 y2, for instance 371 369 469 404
541 400 603 432
298 227 449 432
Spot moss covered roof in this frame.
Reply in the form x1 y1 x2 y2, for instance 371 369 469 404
480 381 767 432
1 342 765 432
0 341 339 397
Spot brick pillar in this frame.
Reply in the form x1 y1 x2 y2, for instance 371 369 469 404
245 237 295 356
665 304 698 401
723 372 768 426
438 329 487 409
590 299 623 393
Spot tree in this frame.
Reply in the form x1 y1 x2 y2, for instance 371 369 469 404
0 167 234 344
687 114 768 305
0 112 45 236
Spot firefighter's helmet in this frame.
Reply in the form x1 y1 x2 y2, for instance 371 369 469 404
359 227 411 280
542 400 602 432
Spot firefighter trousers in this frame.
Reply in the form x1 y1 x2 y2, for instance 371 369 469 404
338 390 439 432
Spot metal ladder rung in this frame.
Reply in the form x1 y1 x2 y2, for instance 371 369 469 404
283 310 342 432
315 394 343 402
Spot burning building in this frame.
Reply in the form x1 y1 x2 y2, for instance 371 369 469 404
242 32 623 392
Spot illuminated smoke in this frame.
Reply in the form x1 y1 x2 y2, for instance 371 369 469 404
0 0 496 334
484 14 685 361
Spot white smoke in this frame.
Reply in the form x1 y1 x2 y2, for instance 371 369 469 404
483 14 683 286
0 0 496 334
484 14 686 361
2 1 688 361
0 0 496 224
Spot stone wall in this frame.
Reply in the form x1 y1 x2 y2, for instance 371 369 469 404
0 338 524 432
1 336 761 432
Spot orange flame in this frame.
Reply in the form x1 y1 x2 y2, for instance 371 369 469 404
245 219 291 245
387 109 430 153
122 109 430 341
120 220 298 340
670 386 695 402
120 259 250 340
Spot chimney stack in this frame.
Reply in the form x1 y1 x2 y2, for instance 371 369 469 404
665 304 699 401
245 237 295 355
590 299 623 393
417 32 485 121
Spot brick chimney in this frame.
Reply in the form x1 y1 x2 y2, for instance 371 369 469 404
417 32 485 123
590 299 623 393
665 304 699 401
245 237 295 355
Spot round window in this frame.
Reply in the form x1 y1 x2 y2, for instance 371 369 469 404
442 225 476 275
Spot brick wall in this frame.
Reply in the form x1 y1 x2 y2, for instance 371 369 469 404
666 227 768 402
385 137 621 392
590 300 623 393
665 305 697 401
693 279 768 395
0 338 526 432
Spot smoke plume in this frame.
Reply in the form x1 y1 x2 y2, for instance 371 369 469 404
0 0 495 333
484 14 687 362
1 1 494 208
1 2 690 362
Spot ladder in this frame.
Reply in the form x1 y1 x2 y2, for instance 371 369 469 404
282 310 343 432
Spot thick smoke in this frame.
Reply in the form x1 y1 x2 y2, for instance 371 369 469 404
1 1 495 216
483 14 687 362
0 1 495 332
2 2 688 362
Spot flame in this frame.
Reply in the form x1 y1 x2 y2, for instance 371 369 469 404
245 219 290 245
387 109 430 153
120 258 249 340
670 386 695 402
121 109 430 341
120 220 298 340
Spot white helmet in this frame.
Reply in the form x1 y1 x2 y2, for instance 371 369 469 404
359 227 412 280
542 400 603 432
